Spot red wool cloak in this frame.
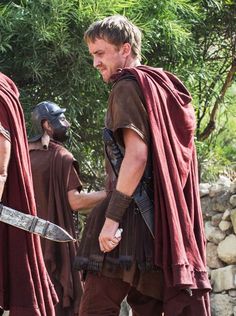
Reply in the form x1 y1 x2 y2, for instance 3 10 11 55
0 72 58 316
29 141 83 315
114 66 211 315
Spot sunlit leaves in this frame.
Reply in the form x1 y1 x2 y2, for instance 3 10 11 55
0 0 235 183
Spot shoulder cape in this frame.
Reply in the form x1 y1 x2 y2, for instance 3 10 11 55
30 141 82 314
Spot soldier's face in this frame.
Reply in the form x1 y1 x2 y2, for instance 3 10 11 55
50 113 71 143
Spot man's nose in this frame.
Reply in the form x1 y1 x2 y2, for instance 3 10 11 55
65 120 71 128
93 57 101 68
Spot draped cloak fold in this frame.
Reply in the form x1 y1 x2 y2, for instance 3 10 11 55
29 141 83 316
0 72 58 316
112 66 211 315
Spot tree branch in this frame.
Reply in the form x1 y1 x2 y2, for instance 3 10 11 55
199 57 236 141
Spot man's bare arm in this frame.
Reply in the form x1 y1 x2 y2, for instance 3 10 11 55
99 128 148 252
67 189 107 212
0 134 11 200
116 128 148 196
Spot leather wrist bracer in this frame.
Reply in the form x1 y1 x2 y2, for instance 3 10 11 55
106 189 133 222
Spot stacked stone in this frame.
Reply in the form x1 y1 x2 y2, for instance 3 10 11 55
200 176 236 316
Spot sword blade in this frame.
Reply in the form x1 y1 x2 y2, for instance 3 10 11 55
0 204 75 242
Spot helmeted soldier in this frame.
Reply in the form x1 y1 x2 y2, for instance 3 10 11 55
29 100 106 316
31 100 70 144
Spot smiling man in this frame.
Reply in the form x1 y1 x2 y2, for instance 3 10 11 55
75 15 211 316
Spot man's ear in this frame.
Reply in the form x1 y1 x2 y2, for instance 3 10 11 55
122 43 132 57
42 120 53 134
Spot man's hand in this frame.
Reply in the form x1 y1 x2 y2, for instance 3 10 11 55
99 218 121 253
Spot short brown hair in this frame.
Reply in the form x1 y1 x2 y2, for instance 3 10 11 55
84 15 142 60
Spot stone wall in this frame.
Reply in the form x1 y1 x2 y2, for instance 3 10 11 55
120 176 236 316
200 176 236 316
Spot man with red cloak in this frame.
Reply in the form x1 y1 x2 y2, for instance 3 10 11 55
0 72 58 315
74 15 211 316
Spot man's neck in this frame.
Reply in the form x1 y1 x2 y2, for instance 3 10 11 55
124 57 141 68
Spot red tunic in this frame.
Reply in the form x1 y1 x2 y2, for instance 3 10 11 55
0 72 58 316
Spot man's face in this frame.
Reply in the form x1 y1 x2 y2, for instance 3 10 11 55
88 38 127 83
50 113 71 143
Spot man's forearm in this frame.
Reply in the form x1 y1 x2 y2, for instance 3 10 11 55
68 189 107 211
105 128 148 223
0 135 11 200
0 175 7 201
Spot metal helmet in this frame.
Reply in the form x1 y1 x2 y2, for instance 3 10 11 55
31 101 70 143
31 101 66 132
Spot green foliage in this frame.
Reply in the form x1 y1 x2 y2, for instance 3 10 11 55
0 0 109 186
196 139 236 182
197 83 236 181
0 0 235 183
185 0 235 132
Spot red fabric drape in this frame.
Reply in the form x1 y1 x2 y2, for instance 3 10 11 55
0 72 58 316
113 66 211 315
30 141 83 315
